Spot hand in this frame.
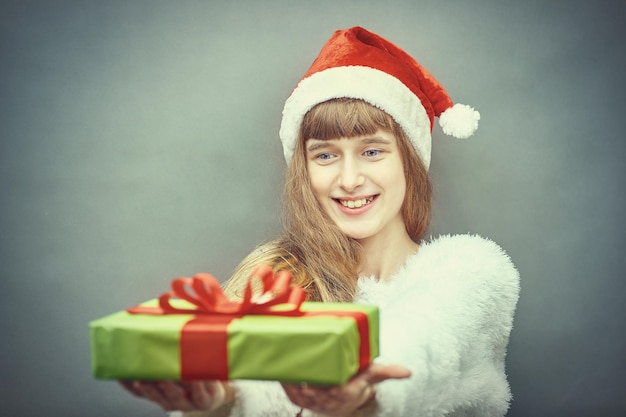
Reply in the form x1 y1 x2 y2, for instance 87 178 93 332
119 380 234 412
282 363 411 416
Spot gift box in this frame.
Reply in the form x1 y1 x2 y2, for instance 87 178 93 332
90 267 379 385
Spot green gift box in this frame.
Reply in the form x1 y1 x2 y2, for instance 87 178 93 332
90 270 379 385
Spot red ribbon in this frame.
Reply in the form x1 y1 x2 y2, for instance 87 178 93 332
127 265 306 316
126 265 371 381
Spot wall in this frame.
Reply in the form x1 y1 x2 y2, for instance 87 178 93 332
1 1 624 415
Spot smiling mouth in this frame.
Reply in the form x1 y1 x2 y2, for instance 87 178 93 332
336 196 375 209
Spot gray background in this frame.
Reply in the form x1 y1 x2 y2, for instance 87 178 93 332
1 0 625 416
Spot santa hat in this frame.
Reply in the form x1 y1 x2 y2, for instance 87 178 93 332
279 26 479 169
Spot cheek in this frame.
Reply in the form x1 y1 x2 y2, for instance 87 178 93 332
307 167 330 199
383 167 407 205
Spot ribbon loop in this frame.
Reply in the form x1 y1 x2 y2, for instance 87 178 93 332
128 265 306 317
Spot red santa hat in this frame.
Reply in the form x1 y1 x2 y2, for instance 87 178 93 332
279 26 480 169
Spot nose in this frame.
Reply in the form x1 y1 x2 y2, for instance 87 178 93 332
337 158 364 191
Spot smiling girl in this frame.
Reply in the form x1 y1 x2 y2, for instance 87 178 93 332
122 26 520 417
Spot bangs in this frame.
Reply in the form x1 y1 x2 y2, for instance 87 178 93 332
301 98 395 141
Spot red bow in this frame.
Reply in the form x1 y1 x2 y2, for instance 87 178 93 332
127 265 306 316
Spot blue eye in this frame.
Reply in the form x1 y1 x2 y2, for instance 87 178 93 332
314 152 337 163
364 149 381 157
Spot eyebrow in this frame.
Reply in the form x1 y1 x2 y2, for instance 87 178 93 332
306 136 393 153
361 136 393 146
306 140 331 153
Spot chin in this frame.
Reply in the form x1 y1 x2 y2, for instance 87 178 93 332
341 229 374 241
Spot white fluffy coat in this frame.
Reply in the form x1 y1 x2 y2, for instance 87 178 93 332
174 234 520 417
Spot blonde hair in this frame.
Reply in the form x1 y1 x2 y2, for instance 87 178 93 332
225 98 432 302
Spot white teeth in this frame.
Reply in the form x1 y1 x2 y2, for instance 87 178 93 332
339 198 371 208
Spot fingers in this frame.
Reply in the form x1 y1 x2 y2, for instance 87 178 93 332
282 364 410 415
119 380 142 397
187 382 213 410
159 382 195 411
361 363 411 384
119 381 181 411
282 382 372 416
118 380 229 412
283 385 344 414
283 384 317 409
188 381 226 411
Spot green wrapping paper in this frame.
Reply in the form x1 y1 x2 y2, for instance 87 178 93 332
90 270 379 385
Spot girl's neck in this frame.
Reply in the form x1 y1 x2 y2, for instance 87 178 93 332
356 230 419 281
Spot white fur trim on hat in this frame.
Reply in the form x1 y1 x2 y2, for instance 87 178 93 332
280 66 433 168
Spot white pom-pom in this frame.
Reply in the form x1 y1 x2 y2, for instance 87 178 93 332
438 103 480 139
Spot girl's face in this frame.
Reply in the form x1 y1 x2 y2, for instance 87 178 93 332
306 129 407 244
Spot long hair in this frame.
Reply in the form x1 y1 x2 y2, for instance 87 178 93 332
225 98 432 302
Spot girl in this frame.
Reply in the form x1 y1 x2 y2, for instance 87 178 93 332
122 26 520 417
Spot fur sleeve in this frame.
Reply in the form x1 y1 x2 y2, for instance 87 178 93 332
356 234 520 417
